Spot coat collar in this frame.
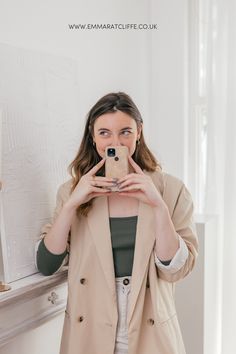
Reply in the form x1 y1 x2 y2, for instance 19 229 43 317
87 170 163 325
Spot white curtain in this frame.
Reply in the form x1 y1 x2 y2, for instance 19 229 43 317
220 0 236 352
203 0 236 352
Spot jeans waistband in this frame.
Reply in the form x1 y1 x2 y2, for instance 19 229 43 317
115 275 132 286
115 275 132 280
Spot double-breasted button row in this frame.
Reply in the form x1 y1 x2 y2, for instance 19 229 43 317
78 278 86 322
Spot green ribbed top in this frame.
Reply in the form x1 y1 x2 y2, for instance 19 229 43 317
109 215 138 277
36 237 67 276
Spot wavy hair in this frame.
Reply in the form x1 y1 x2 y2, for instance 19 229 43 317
68 92 162 216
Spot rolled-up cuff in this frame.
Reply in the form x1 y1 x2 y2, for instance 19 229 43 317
154 234 189 273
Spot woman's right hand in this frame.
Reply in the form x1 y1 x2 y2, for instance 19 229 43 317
66 158 114 209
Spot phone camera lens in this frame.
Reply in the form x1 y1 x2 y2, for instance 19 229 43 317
107 148 116 157
115 157 119 161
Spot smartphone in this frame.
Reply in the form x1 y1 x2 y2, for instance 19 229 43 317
105 146 130 191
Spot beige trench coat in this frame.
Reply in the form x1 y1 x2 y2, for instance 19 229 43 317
41 169 198 354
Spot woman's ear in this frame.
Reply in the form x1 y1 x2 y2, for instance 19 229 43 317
137 123 143 139
89 125 95 142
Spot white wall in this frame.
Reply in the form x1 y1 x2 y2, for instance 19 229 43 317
0 0 188 179
149 0 189 179
0 0 151 138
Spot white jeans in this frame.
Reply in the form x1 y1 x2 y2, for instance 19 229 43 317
114 276 132 354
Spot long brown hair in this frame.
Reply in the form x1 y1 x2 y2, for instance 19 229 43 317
68 92 162 216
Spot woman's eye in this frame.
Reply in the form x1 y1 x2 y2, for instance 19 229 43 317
122 130 132 135
99 131 110 136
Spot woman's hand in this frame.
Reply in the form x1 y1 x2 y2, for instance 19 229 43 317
117 156 165 208
66 159 115 209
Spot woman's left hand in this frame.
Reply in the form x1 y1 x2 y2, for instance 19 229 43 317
117 155 165 208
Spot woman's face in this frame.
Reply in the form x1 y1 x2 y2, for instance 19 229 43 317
92 110 142 158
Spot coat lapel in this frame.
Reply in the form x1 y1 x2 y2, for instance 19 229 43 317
127 170 164 325
127 200 156 325
87 195 116 297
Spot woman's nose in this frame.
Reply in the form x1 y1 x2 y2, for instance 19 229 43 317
111 135 122 146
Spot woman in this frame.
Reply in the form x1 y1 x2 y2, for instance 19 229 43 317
36 92 198 354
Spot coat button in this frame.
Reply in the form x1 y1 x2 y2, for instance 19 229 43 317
80 278 86 284
123 278 130 285
78 316 84 322
147 318 155 326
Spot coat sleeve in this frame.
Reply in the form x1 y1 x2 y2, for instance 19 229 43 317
156 182 199 283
